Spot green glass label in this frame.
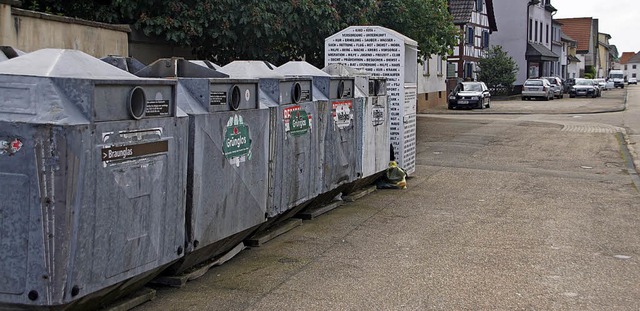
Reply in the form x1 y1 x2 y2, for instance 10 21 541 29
223 115 252 165
288 109 310 136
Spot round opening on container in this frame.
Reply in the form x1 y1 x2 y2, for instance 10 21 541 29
71 286 80 297
229 85 241 110
291 82 302 104
128 87 147 120
337 80 345 99
28 290 38 301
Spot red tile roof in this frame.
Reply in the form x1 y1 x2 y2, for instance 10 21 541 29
556 18 592 53
619 52 636 64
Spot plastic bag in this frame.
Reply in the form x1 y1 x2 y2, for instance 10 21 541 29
376 161 407 189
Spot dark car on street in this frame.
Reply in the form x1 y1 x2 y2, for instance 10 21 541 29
448 81 491 109
569 78 598 98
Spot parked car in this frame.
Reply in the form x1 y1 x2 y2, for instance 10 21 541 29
569 78 599 98
629 77 638 85
591 79 602 97
541 76 564 98
563 78 576 93
521 78 554 101
448 81 491 109
594 78 611 91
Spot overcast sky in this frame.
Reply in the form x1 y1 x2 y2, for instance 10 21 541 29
552 0 639 56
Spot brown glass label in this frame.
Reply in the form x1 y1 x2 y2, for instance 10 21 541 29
101 140 168 162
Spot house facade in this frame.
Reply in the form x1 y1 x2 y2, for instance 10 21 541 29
556 17 599 78
447 0 497 81
563 33 581 79
622 52 640 81
551 20 566 79
491 0 559 89
597 33 612 78
417 55 448 111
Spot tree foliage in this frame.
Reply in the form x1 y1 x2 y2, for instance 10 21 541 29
477 45 519 91
24 0 457 67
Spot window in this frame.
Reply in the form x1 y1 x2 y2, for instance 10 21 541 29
476 0 483 12
546 25 549 44
534 21 538 43
634 65 637 69
539 22 543 42
634 73 637 78
437 55 443 75
465 63 473 79
625 65 628 70
482 31 490 49
467 27 474 46
529 19 533 41
423 60 430 76
447 63 457 78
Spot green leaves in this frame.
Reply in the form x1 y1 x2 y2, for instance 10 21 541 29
26 0 457 66
477 45 519 90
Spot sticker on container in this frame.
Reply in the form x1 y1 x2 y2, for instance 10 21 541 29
210 91 227 106
146 99 170 116
372 106 385 126
332 100 353 129
0 138 23 156
223 115 252 167
101 140 168 162
284 106 312 137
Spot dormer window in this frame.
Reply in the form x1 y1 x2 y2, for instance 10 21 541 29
476 0 483 12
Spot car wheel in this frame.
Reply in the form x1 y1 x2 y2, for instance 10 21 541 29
448 104 454 110
486 100 491 108
521 97 526 101
544 95 549 101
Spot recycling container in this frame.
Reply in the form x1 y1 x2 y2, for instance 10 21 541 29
0 49 187 309
277 61 357 205
134 58 270 274
221 61 321 220
324 64 390 191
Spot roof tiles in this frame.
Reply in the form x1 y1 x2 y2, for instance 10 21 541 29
556 17 593 53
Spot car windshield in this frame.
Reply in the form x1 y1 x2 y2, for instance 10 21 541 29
575 80 592 86
524 80 543 86
610 74 623 79
460 83 482 92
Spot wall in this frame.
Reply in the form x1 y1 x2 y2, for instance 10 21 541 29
0 2 129 58
417 55 447 111
491 0 528 86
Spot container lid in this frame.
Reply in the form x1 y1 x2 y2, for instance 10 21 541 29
221 60 284 79
276 61 330 77
0 48 140 79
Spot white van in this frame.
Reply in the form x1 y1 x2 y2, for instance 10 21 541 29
609 69 625 88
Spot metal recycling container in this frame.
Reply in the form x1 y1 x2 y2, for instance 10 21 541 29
276 62 357 204
134 58 270 274
100 55 147 74
0 46 25 62
221 61 321 219
0 49 187 309
323 64 390 189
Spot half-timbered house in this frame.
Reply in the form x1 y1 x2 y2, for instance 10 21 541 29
447 0 497 81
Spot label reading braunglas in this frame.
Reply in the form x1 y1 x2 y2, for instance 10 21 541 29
332 100 353 129
101 140 168 162
284 106 312 137
222 114 252 167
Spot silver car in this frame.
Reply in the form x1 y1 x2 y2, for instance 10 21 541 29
522 79 554 101
541 76 564 98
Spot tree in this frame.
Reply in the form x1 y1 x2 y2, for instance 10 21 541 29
24 0 458 67
373 0 458 59
477 45 519 93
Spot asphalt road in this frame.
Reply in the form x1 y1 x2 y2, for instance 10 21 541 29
132 86 640 311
